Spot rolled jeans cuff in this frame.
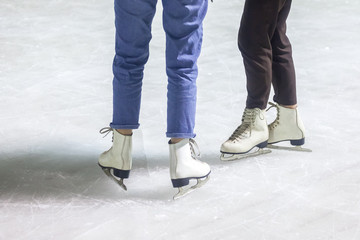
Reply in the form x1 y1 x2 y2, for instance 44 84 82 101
166 132 196 139
110 123 140 130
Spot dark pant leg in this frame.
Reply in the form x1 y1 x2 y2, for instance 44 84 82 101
238 0 286 110
271 0 297 106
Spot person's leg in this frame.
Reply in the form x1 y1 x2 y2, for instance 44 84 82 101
99 0 158 190
162 0 208 140
162 0 210 197
271 0 297 107
111 0 158 132
238 0 286 110
220 0 286 160
267 0 310 150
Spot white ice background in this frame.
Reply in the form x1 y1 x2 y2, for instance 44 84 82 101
1 0 360 239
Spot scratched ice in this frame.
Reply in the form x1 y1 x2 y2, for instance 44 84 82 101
0 0 360 239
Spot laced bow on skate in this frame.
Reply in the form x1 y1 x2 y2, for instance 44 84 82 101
100 127 112 136
189 138 201 159
99 127 114 141
266 102 280 130
228 108 263 141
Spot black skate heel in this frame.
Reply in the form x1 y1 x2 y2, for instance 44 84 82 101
256 140 268 149
113 169 130 179
290 138 305 146
171 178 190 188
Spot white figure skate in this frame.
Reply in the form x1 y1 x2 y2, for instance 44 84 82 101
98 127 132 190
220 108 271 161
267 102 311 152
169 139 211 200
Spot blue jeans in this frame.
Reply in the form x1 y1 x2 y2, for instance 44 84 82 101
110 0 208 138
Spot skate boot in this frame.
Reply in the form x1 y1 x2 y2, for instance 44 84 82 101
169 139 211 200
267 102 311 152
98 127 132 190
220 108 271 161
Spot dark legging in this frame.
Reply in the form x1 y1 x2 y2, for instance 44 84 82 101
238 0 297 110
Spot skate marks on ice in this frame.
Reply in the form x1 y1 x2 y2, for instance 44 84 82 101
0 150 177 202
0 151 108 201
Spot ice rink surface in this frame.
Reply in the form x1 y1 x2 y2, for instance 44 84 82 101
1 0 360 239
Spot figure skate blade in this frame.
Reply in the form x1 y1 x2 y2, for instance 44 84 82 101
220 148 271 161
99 165 127 191
173 175 210 200
267 144 312 152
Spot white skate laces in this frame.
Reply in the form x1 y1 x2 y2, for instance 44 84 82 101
189 138 201 159
229 108 264 142
266 102 280 130
99 127 114 140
